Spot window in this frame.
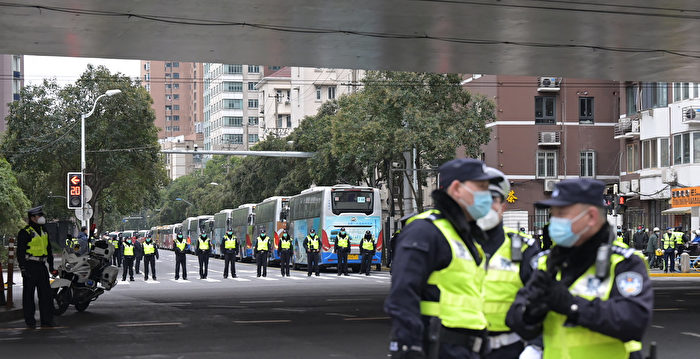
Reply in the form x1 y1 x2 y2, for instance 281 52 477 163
223 134 243 144
223 116 243 127
277 115 290 128
225 64 243 74
248 99 258 108
626 143 639 171
173 73 180 79
225 81 243 92
328 86 336 100
580 151 595 177
695 83 700 99
248 65 260 73
536 151 557 178
174 83 180 89
248 134 259 143
172 126 180 131
626 85 637 114
165 116 172 121
173 105 180 110
287 116 292 128
693 133 700 164
534 207 550 231
165 84 172 89
640 82 668 109
316 86 322 101
683 83 690 100
172 62 179 68
173 94 180 100
660 138 670 167
579 97 594 124
248 117 259 126
144 73 150 82
165 62 171 68
535 96 556 124
223 99 243 109
268 66 281 71
248 82 256 91
165 105 172 111
173 115 179 121
276 89 290 102
166 126 172 131
144 62 150 71
642 139 659 169
674 133 691 164
674 83 682 102
144 84 150 92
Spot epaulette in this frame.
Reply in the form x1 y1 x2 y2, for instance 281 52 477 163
531 249 551 269
611 245 636 259
507 231 536 247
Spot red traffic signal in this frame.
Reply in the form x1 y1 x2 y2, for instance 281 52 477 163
618 196 626 205
67 172 83 209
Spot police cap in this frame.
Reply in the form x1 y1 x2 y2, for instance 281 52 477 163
28 205 44 216
536 178 605 208
438 158 503 189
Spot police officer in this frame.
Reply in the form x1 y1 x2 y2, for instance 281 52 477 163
173 233 188 280
662 227 676 273
110 234 121 267
143 235 159 281
617 230 625 243
197 233 212 279
360 230 376 276
304 229 321 277
254 229 271 277
221 229 238 278
134 235 143 274
122 236 135 281
335 227 351 276
505 179 652 359
17 206 56 328
385 158 502 359
476 167 541 358
279 229 294 277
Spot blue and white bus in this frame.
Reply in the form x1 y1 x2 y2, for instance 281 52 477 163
254 196 290 264
288 185 383 272
231 204 256 262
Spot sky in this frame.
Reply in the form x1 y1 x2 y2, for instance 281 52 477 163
24 56 141 86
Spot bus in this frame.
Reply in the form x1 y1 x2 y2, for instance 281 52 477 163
231 204 255 262
181 217 198 251
288 184 383 272
203 217 216 255
254 196 290 264
153 224 179 249
121 230 137 241
213 209 243 257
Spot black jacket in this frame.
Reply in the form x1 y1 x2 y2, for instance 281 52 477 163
253 235 271 255
303 234 321 253
334 233 351 253
279 236 294 254
221 235 238 255
174 239 187 255
17 222 54 271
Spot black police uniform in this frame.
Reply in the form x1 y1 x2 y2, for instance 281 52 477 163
143 239 159 281
334 232 351 276
16 209 55 327
134 239 143 274
360 234 376 276
221 233 238 278
197 235 212 279
384 190 488 359
279 234 294 277
122 241 136 281
254 234 270 277
173 236 188 280
304 233 321 276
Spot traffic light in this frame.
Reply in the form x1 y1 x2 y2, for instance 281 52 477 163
67 172 83 209
615 195 627 214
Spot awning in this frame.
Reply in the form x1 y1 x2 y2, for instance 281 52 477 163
661 207 692 215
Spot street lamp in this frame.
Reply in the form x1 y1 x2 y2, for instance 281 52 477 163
81 89 122 231
176 197 193 218
209 182 219 186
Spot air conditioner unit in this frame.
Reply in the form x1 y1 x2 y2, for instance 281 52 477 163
619 181 630 194
682 106 700 123
544 179 560 192
662 168 677 184
538 131 560 145
538 77 561 92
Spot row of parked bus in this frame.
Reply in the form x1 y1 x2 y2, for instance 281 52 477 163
151 184 383 272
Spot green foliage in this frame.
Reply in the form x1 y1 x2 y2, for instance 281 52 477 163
0 157 31 236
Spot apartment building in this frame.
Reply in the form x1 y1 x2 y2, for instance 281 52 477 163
0 54 23 132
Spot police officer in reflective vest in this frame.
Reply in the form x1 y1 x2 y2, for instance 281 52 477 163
279 229 294 277
174 233 188 280
122 237 135 281
196 233 212 279
335 227 351 276
360 231 376 276
143 235 159 281
17 206 56 328
673 228 686 254
476 168 541 358
506 179 652 359
662 228 677 273
304 229 321 277
385 158 503 359
254 229 270 277
111 235 121 267
221 230 238 278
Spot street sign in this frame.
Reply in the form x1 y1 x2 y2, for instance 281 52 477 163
75 204 93 221
67 172 83 209
84 185 93 202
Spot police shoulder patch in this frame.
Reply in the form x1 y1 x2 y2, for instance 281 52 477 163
616 271 644 297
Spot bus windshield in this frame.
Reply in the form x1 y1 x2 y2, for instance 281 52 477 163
331 190 374 215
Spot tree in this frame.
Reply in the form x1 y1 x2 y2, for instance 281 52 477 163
0 157 31 236
1 65 167 230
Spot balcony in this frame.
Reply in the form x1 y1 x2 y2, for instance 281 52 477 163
537 131 561 146
613 118 640 139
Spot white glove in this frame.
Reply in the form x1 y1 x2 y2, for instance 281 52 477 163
519 345 543 359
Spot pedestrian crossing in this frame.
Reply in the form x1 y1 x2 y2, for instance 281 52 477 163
112 271 390 287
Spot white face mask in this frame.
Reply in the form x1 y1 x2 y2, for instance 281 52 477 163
36 216 46 225
476 209 501 231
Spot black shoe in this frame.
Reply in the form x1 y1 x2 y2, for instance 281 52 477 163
40 321 57 328
316 274 320 277
257 274 261 277
145 277 149 281
308 273 311 277
365 273 370 276
130 278 135 281
337 273 341 276
175 277 179 280
232 274 237 278
153 277 157 280
344 274 349 276
183 277 187 280
263 274 266 277
224 276 228 279
25 321 36 329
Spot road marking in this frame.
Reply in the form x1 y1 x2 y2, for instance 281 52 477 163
144 280 160 284
681 331 700 338
257 277 279 281
314 276 333 280
374 280 388 283
343 316 390 321
231 277 251 282
117 322 182 327
327 298 371 302
0 337 21 341
286 276 304 280
208 305 246 309
325 312 356 318
203 278 221 283
233 320 291 324
272 307 306 312
653 308 683 311
338 276 363 280
169 279 191 283
119 281 131 285
240 300 284 304
651 325 665 329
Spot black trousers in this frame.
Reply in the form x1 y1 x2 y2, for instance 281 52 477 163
122 256 134 280
224 252 236 277
337 251 349 275
664 249 676 272
280 251 291 276
116 252 122 267
256 252 269 276
22 261 53 326
135 255 142 273
360 252 374 275
144 255 156 279
111 253 118 266
198 253 210 278
175 253 187 279
307 252 320 276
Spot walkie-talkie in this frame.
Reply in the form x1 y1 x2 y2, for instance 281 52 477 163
511 222 523 262
595 225 616 280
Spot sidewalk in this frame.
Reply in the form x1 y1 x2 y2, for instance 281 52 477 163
1 265 23 323
648 267 700 277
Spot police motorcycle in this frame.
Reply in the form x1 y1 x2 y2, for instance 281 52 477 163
50 239 119 314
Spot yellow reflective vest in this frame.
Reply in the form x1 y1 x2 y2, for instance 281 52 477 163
144 242 155 255
198 238 210 250
662 233 675 249
307 235 319 251
280 238 292 249
337 236 349 248
25 226 48 257
123 243 134 256
224 235 237 249
256 236 269 251
361 238 375 251
175 239 186 251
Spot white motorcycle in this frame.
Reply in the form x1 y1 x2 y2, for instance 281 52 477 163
51 239 119 314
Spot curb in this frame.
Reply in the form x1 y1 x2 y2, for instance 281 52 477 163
649 273 700 277
0 307 23 323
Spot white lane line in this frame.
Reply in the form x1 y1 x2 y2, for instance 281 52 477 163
240 300 284 304
203 278 221 282
272 307 306 312
208 305 246 309
326 298 371 302
374 280 388 283
0 338 21 341
169 279 191 283
654 308 683 311
681 331 700 338
325 312 357 318
234 320 291 324
338 276 363 280
310 276 333 280
117 322 182 327
162 302 192 306
257 277 279 281
651 325 665 329
119 281 131 285
144 280 160 284
343 316 390 321
232 278 251 282
286 276 305 280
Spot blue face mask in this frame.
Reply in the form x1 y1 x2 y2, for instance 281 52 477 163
548 209 590 248
459 183 493 220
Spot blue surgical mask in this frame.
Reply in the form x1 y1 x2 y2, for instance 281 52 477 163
459 183 493 220
548 209 590 248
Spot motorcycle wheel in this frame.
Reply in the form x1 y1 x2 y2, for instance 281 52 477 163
52 287 71 316
75 301 90 312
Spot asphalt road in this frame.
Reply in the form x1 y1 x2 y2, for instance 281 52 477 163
1 251 699 358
